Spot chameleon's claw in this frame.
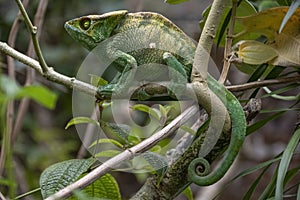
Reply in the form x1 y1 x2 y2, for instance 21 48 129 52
163 52 173 59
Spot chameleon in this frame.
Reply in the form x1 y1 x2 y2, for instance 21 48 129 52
64 10 246 186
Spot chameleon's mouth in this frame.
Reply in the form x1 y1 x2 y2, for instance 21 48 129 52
64 20 97 51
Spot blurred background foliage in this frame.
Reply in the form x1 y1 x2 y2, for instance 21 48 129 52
0 0 299 199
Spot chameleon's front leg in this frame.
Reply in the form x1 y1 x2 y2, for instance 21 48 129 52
97 50 137 99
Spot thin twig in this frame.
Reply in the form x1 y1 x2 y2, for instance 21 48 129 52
226 76 300 92
15 0 49 73
12 0 49 144
45 105 199 200
219 0 237 84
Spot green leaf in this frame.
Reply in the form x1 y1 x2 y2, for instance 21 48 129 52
101 121 131 144
65 117 99 129
89 74 108 87
243 166 269 200
258 167 278 200
164 0 189 5
283 166 300 189
0 75 20 97
262 87 300 101
68 174 121 200
141 152 168 176
40 158 96 199
234 62 260 75
89 138 124 149
132 104 160 121
182 186 193 200
94 149 121 158
275 128 300 199
180 125 196 135
246 111 285 135
213 157 281 200
261 83 300 98
15 85 58 109
159 104 168 120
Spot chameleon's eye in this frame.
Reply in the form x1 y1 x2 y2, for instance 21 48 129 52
80 17 91 30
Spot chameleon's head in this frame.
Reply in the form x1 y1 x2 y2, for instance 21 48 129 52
65 10 128 51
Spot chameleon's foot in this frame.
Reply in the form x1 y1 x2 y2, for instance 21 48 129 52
96 84 117 100
97 83 150 101
136 88 152 101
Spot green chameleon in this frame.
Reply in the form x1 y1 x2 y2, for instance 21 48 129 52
65 10 246 186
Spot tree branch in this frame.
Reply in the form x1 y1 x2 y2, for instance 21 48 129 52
192 0 226 81
15 0 49 73
0 41 96 96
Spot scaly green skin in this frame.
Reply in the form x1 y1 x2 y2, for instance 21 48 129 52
188 75 246 185
65 10 246 186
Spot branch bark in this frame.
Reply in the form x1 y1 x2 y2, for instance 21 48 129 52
0 42 96 96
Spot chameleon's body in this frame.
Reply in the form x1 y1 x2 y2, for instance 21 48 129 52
65 10 246 186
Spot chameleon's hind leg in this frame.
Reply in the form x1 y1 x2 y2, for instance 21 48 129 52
163 52 188 98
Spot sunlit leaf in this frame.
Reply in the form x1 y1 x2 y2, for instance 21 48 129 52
65 117 99 129
132 104 160 121
89 138 124 149
236 7 300 40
